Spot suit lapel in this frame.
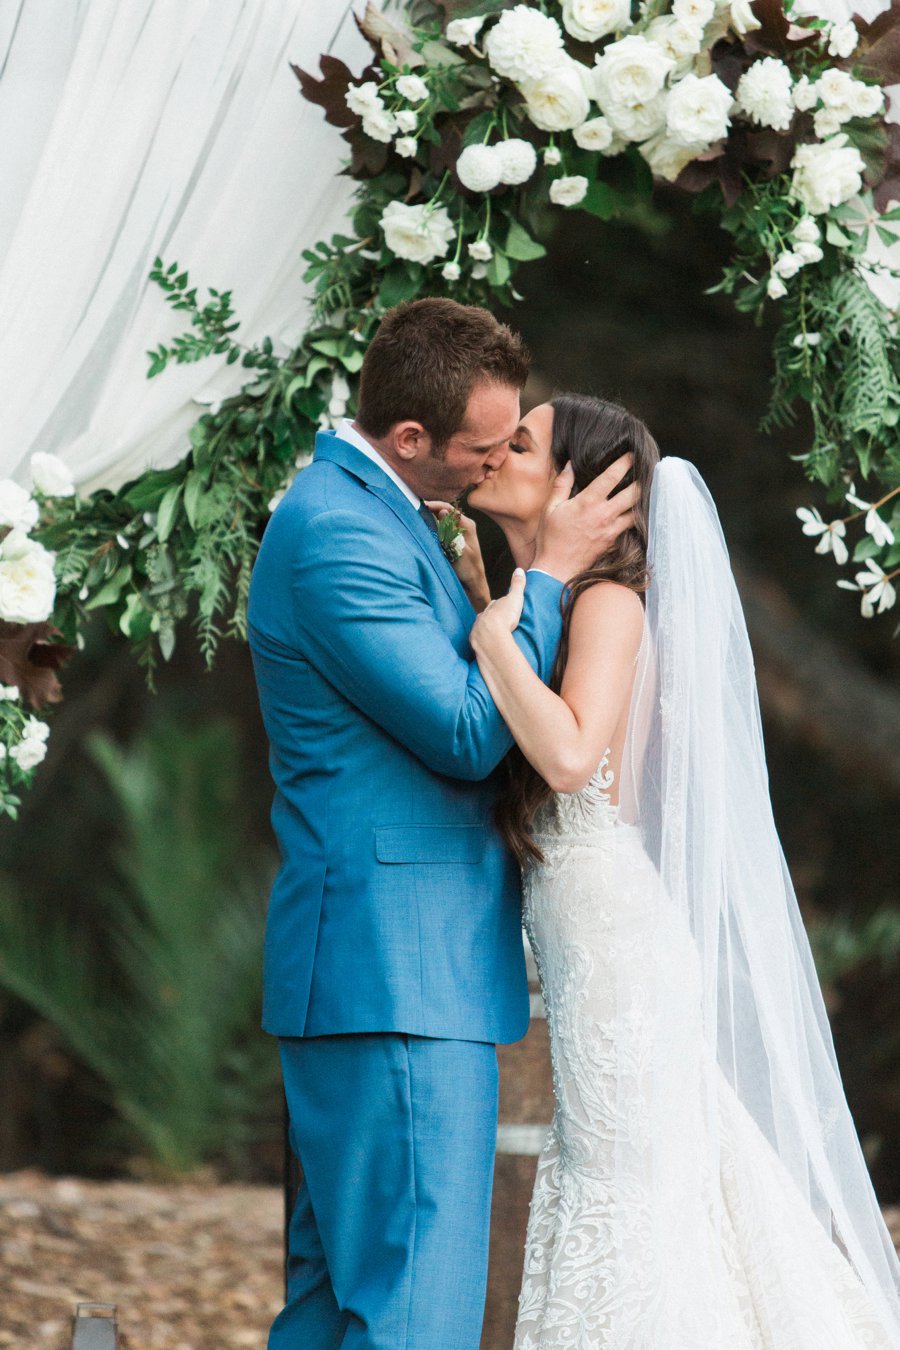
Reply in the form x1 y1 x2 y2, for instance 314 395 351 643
314 431 476 630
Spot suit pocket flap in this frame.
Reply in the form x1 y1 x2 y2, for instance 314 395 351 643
374 825 487 864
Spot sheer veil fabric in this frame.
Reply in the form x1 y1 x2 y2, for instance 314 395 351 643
615 458 900 1342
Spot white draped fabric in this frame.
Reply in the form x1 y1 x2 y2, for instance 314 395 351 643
0 0 367 491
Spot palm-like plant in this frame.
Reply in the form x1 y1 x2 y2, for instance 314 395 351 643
0 718 279 1175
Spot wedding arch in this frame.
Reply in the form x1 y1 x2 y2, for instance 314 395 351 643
1 0 899 815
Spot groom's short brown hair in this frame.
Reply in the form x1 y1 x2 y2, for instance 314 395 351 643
356 298 530 455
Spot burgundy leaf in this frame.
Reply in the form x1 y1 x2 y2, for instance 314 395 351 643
292 54 378 130
0 623 76 711
873 120 900 210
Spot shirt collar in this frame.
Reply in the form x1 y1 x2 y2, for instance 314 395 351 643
336 419 421 510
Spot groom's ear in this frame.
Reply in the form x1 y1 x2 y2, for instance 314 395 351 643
392 420 431 461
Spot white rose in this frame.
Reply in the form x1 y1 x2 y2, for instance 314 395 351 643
773 250 804 278
814 108 843 138
791 134 865 215
795 240 824 263
640 131 704 181
0 684 20 701
550 174 589 206
673 0 715 30
496 138 538 184
346 81 382 116
11 734 47 773
362 107 399 142
543 145 562 165
736 56 794 132
328 373 350 419
456 143 504 192
395 110 418 133
827 21 858 59
605 93 669 142
851 82 884 118
767 274 788 299
594 35 676 112
574 116 616 151
468 239 493 261
446 16 485 46
729 0 761 35
522 60 591 132
484 6 565 83
792 217 820 244
448 534 466 560
793 75 817 112
22 716 50 742
665 73 732 146
396 74 428 104
30 453 75 498
0 529 56 624
442 260 462 281
395 136 418 158
380 201 456 264
0 480 39 532
562 0 631 43
815 69 858 124
646 15 705 64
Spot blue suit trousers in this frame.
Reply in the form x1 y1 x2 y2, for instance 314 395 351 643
269 1033 500 1350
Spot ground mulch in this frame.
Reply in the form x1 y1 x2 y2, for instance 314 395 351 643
1 1169 899 1348
0 1170 283 1348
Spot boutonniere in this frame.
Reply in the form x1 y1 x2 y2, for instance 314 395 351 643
436 506 466 563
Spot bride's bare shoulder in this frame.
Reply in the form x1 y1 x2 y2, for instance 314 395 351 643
568 580 644 635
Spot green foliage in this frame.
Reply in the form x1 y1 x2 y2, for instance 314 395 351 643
0 718 279 1175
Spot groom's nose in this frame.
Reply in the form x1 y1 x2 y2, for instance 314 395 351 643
484 441 510 471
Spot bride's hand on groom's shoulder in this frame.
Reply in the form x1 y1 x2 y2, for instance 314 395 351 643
425 500 492 612
533 455 639 583
470 569 526 654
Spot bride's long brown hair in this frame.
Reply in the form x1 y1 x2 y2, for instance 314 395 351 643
495 393 660 869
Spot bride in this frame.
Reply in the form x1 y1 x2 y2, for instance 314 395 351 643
431 392 900 1348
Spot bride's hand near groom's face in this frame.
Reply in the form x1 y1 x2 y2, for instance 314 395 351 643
533 454 638 582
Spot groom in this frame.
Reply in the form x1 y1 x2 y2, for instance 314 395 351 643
248 298 637 1349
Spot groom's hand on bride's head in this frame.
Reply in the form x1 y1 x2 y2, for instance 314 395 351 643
532 453 639 582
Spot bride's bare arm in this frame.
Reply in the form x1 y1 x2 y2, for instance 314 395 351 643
469 574 643 793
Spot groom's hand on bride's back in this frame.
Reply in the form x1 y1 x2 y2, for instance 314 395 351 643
532 454 638 582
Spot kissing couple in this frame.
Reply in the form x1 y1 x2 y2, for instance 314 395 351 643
248 298 900 1349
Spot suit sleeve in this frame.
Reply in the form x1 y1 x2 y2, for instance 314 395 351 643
286 506 563 781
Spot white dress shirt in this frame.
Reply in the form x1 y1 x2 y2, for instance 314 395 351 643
336 418 420 510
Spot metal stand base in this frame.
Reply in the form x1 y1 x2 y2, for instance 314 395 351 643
72 1303 118 1348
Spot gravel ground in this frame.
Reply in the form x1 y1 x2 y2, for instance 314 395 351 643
0 1170 283 1349
1 1169 899 1349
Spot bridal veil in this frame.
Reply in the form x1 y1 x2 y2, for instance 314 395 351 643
614 458 900 1343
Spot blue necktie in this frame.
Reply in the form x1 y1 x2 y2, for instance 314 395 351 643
418 502 440 537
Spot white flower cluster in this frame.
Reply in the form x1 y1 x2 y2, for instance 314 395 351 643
798 491 898 617
0 455 72 629
2 714 51 773
766 216 823 298
346 71 428 159
794 68 883 138
456 139 538 191
484 7 595 134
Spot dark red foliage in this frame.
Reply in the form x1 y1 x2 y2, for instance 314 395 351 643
0 622 76 711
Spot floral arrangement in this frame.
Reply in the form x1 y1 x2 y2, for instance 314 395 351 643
0 455 76 816
3 0 899 817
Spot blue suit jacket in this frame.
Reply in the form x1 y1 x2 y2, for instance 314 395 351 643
247 430 564 1043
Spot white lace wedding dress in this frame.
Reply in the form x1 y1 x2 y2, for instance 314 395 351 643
514 753 896 1350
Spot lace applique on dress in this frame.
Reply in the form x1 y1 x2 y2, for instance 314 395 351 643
531 750 619 845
